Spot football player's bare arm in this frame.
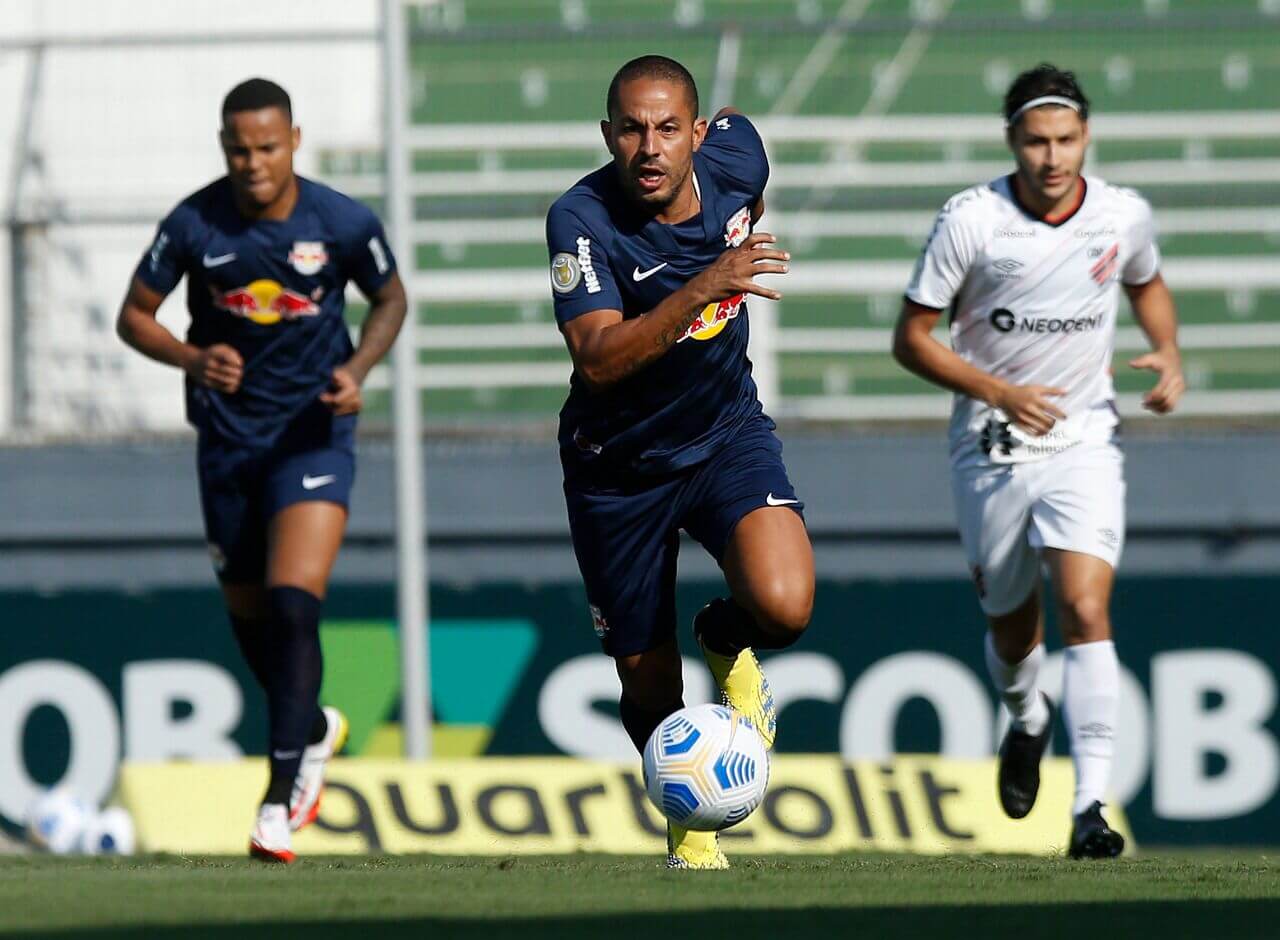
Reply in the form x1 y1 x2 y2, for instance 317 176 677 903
321 273 408 416
891 299 1065 436
116 276 243 393
1124 273 1184 415
561 232 788 392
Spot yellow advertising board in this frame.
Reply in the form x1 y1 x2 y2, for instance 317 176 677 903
118 756 1130 856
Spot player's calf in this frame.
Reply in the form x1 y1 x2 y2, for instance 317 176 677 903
614 639 685 752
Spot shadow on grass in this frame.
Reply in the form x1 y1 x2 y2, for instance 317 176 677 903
23 899 1280 940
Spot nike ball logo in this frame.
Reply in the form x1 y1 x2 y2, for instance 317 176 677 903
302 474 337 490
766 493 798 506
632 262 668 281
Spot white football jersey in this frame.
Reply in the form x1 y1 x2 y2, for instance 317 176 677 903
906 174 1160 463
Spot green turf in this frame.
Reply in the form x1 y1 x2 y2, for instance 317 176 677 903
1 853 1277 938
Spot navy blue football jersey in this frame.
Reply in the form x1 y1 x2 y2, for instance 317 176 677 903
546 114 770 475
135 176 396 447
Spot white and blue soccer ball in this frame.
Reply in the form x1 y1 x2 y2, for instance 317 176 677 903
79 807 136 856
24 787 93 855
643 703 769 831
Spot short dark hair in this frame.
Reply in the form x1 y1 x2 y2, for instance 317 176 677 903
222 78 292 123
606 55 699 120
1003 63 1090 125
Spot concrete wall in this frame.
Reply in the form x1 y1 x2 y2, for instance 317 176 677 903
2 427 1278 590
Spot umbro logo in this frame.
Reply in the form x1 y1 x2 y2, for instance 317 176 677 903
992 257 1024 274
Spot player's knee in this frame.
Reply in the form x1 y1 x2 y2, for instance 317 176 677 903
1060 594 1110 643
753 580 813 644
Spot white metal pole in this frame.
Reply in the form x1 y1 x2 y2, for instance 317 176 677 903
382 0 431 759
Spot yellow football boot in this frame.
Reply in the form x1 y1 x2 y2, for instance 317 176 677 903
667 823 729 870
695 606 777 750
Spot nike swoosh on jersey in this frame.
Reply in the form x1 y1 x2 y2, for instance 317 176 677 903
632 263 668 281
302 474 337 490
765 493 799 506
203 252 237 267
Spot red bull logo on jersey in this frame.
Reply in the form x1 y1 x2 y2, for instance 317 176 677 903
724 206 751 248
214 279 320 326
288 241 328 276
678 293 744 343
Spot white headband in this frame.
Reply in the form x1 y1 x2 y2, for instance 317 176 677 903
1006 95 1083 127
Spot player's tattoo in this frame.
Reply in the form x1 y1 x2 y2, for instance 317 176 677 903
655 305 704 349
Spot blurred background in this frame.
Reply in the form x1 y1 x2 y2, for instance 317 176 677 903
0 0 1277 851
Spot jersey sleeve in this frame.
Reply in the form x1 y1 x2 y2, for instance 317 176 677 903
1121 195 1161 286
342 205 398 296
904 202 980 311
698 113 769 202
134 205 194 296
545 202 623 325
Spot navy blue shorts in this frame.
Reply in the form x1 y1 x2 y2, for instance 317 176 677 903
197 404 356 583
563 414 804 658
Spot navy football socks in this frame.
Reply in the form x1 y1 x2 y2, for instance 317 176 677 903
229 613 272 688
230 611 328 748
619 693 683 753
262 586 325 806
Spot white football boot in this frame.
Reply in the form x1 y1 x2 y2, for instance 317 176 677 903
289 705 349 832
249 803 295 863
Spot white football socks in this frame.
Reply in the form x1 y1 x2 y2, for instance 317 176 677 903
984 632 1050 737
1062 639 1119 817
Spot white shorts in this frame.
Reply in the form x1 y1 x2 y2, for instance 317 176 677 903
951 441 1126 617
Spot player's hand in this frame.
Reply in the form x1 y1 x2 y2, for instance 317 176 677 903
320 365 362 416
993 384 1067 436
187 344 243 394
692 232 790 302
1129 347 1184 414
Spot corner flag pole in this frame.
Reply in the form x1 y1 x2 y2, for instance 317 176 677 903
382 0 431 759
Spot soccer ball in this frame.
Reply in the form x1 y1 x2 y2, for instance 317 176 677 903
642 703 769 831
80 807 137 856
24 787 93 854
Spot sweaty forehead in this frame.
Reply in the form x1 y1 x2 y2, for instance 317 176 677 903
614 78 696 122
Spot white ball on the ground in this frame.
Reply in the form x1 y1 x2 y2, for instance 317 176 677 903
643 702 770 832
79 807 136 856
24 788 93 855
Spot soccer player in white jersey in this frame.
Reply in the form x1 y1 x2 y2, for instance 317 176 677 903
892 64 1185 858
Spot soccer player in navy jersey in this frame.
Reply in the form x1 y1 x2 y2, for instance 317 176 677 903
546 56 815 869
116 78 407 863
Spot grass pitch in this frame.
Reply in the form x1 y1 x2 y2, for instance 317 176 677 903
2 853 1279 939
